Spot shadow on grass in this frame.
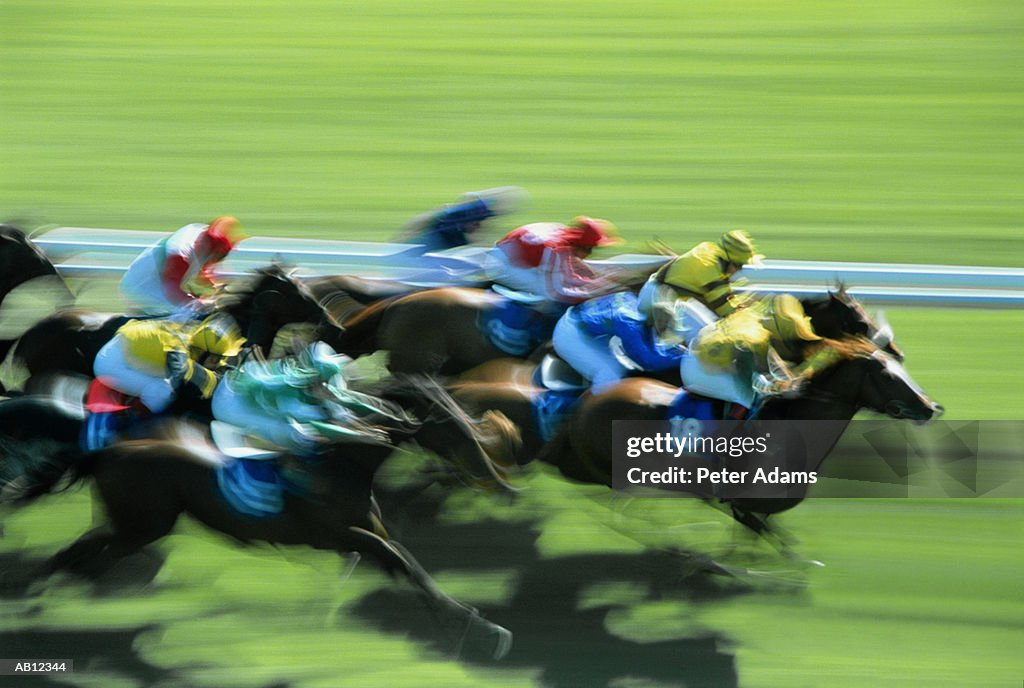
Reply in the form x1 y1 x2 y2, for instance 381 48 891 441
0 626 173 688
350 485 743 687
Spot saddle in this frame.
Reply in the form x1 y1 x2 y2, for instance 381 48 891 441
668 389 749 423
530 354 586 442
80 379 148 451
209 420 290 518
479 286 559 356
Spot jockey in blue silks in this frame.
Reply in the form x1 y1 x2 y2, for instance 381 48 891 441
399 187 527 252
552 291 685 393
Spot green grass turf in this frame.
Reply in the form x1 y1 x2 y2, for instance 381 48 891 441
1 0 1021 267
0 1 1021 686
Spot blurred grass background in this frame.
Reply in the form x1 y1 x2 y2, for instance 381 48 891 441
0 1 1022 686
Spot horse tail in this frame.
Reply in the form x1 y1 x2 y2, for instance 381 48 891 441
370 374 518 492
330 296 398 357
0 440 92 504
0 397 89 503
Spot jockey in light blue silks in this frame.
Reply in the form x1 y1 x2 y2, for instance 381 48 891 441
211 342 407 455
552 291 701 393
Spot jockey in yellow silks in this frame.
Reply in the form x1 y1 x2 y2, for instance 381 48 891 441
680 294 844 411
637 230 763 344
93 314 244 413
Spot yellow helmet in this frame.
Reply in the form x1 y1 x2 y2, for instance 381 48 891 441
766 294 820 343
189 314 244 357
719 230 763 266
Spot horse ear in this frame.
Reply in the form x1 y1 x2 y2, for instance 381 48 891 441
871 310 894 348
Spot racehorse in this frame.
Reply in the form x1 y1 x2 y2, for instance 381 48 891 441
304 273 418 324
327 287 520 376
0 377 517 657
4 265 339 392
452 346 942 536
326 280 903 379
0 224 75 388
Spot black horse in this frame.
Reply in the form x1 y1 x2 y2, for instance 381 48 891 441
5 264 340 392
0 225 76 385
0 378 517 658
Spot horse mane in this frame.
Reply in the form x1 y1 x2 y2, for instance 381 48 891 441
815 335 878 360
0 436 83 503
220 263 310 302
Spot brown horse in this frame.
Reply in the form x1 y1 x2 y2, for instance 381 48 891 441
4 377 518 658
327 287 522 375
303 273 418 323
452 349 942 534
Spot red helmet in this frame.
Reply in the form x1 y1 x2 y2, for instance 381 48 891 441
203 216 246 257
565 216 621 248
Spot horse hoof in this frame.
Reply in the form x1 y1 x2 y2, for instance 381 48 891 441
461 614 513 661
485 623 513 660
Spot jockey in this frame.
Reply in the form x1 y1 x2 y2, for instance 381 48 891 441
552 291 684 393
399 187 527 252
92 314 245 415
638 230 763 338
211 342 400 455
120 216 247 316
483 216 623 307
680 294 843 411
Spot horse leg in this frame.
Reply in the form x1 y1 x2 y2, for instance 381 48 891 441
45 527 120 577
344 526 513 660
49 466 185 579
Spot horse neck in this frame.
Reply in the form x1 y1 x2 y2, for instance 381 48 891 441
320 442 393 485
758 358 868 422
803 296 844 339
327 297 392 355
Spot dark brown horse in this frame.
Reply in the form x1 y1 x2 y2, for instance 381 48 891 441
327 287 517 375
324 281 901 380
2 378 517 658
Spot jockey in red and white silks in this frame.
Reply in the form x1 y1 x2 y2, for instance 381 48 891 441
119 216 246 315
482 217 621 305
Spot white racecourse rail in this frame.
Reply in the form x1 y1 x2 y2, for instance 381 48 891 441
33 227 1024 308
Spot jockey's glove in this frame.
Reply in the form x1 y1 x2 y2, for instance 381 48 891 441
752 373 804 398
166 351 219 400
166 351 190 389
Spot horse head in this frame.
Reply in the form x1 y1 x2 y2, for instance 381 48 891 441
803 348 942 423
220 263 342 351
802 285 904 360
